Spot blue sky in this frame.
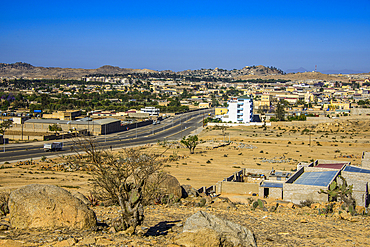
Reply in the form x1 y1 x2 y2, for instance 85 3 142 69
1 0 369 73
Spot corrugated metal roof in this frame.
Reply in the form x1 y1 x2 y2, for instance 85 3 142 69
344 166 370 174
294 171 338 187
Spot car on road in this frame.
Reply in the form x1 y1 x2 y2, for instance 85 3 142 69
43 142 63 152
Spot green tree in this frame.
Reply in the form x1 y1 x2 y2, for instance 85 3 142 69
0 120 12 135
181 135 199 154
275 100 286 121
48 123 62 135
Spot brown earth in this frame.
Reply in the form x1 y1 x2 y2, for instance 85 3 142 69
1 199 369 246
237 71 350 82
0 63 157 79
0 117 369 246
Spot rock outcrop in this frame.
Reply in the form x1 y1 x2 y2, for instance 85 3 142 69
175 211 257 247
8 184 96 229
147 173 183 199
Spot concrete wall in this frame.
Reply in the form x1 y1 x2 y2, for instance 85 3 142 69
283 183 328 204
362 152 370 169
216 181 259 195
341 171 370 207
259 187 283 199
351 108 370 115
207 122 271 127
244 168 272 175
286 167 304 184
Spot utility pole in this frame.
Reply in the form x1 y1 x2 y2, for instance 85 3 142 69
203 112 205 127
21 119 23 141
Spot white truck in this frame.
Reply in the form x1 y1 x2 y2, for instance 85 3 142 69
43 142 63 152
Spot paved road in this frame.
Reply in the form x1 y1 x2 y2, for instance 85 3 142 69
0 109 212 163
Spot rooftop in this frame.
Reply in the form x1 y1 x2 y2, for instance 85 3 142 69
260 181 284 188
314 163 346 170
293 170 338 187
343 166 370 174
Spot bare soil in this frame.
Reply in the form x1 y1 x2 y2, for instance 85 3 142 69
0 117 369 246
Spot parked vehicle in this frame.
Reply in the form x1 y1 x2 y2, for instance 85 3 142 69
43 142 63 152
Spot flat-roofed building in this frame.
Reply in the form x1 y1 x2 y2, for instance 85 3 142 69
42 110 81 120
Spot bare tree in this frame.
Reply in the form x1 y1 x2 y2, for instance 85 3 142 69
69 137 166 234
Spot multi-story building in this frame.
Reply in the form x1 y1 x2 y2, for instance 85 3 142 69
140 107 160 116
220 96 253 123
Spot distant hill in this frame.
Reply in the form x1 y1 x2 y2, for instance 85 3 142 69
0 63 286 79
1 62 365 82
0 62 157 79
177 65 285 78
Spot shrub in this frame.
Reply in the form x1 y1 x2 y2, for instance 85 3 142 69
300 199 314 207
70 136 166 234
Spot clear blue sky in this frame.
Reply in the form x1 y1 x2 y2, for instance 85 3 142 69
1 0 369 73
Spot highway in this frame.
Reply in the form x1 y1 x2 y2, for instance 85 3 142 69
0 109 212 163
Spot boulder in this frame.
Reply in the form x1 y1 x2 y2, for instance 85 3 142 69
148 173 182 199
8 184 97 229
175 228 232 247
72 191 92 205
181 185 199 198
175 211 257 247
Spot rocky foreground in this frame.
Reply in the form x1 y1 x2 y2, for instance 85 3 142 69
1 192 369 247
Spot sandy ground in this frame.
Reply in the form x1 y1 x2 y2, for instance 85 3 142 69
0 117 369 246
0 118 369 193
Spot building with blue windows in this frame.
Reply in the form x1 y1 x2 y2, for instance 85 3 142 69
220 95 253 123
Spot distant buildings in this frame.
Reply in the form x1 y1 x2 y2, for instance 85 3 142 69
220 96 253 123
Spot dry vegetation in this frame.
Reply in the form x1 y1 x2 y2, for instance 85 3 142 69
1 118 369 193
0 118 369 246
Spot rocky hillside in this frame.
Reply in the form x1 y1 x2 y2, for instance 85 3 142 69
0 62 157 79
0 62 351 82
178 65 285 78
0 62 287 80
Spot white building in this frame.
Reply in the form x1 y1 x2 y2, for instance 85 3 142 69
220 96 253 123
140 107 160 116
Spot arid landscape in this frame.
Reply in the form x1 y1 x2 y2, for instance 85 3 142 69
0 116 369 246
